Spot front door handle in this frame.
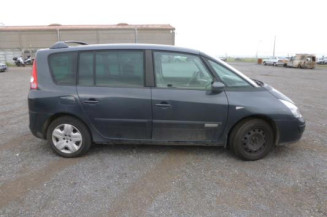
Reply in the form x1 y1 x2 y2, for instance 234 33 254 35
155 102 171 108
83 98 99 104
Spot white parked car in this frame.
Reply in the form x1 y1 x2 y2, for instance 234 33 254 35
0 62 7 72
263 57 288 66
317 58 327 64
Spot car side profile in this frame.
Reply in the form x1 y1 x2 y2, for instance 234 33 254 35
28 42 305 160
262 57 287 66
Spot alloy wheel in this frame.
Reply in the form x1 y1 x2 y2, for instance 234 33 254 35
52 124 83 154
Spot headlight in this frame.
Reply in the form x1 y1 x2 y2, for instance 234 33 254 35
279 99 302 118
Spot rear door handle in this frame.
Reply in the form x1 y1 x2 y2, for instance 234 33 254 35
83 98 99 104
155 102 171 108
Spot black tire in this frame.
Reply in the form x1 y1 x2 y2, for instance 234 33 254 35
229 119 274 161
263 62 267 65
47 116 92 157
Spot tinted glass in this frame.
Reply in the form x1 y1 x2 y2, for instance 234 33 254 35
95 51 144 87
49 52 76 85
78 52 94 86
154 52 212 90
208 60 250 87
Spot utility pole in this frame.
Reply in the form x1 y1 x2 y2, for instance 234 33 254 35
273 35 276 57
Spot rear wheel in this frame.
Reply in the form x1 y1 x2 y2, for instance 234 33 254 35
229 119 274 161
47 116 92 157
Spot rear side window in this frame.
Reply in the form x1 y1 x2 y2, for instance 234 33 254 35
49 52 76 85
77 50 144 87
95 51 144 87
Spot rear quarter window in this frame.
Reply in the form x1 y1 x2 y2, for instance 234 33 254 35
49 52 76 85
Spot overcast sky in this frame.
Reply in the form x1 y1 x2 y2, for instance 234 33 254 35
1 0 326 57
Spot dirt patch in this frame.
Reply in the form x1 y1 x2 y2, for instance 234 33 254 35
103 149 194 217
0 158 80 208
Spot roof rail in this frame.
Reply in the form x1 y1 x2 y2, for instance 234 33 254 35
50 41 88 49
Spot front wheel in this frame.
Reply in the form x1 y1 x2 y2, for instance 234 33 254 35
47 116 92 157
229 119 274 161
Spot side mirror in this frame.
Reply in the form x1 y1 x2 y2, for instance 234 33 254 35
211 81 225 93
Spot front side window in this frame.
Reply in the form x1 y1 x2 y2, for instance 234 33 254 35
154 52 213 90
208 60 250 87
49 52 76 85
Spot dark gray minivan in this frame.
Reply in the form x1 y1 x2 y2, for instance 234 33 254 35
28 42 305 160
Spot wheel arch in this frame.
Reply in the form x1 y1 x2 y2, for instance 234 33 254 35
42 112 92 141
226 115 279 148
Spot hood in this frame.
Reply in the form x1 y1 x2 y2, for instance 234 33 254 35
264 83 294 104
252 79 294 104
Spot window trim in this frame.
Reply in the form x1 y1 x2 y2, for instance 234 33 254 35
76 49 146 88
152 50 216 91
48 51 77 86
76 51 95 86
204 57 254 88
145 50 155 87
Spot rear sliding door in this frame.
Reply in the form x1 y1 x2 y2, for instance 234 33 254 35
77 50 152 140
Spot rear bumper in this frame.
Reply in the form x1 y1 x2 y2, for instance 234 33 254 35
276 118 305 145
29 111 51 139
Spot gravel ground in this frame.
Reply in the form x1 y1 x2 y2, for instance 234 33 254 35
0 64 326 217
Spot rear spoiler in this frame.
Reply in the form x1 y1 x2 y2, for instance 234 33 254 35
50 41 88 49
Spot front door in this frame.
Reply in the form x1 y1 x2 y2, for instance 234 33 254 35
151 51 228 141
77 50 151 139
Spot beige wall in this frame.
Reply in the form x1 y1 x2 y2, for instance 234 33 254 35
0 28 174 63
21 31 58 48
0 28 174 50
0 30 58 49
98 29 136 43
59 30 98 44
0 31 20 48
137 29 174 45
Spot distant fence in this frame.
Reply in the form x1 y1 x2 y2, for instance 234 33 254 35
0 49 22 63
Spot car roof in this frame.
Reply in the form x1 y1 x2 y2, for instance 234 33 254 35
43 43 201 55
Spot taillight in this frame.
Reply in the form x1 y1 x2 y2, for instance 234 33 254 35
30 60 38 89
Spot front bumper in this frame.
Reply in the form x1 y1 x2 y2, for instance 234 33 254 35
276 118 305 145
